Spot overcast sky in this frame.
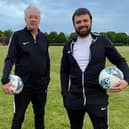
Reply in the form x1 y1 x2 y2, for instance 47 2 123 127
0 0 129 34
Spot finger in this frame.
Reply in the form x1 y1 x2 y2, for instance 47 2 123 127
8 89 14 95
109 88 121 92
4 88 13 95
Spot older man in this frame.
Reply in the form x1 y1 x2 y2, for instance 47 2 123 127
1 5 50 129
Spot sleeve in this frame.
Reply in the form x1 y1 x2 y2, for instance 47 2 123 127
60 44 70 97
46 46 50 85
44 37 50 86
104 37 129 84
1 33 18 84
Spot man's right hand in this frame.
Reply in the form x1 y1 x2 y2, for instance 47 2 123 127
2 82 14 95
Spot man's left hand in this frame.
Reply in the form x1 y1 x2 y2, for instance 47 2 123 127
109 80 128 92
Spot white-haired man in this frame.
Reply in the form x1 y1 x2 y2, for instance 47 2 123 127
1 5 50 129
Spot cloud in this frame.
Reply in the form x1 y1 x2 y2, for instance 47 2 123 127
0 0 129 33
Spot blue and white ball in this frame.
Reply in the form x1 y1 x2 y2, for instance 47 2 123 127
99 67 124 89
9 75 24 94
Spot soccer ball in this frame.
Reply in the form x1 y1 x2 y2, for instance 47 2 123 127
99 67 124 89
9 75 24 94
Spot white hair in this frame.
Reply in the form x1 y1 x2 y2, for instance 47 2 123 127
24 5 41 17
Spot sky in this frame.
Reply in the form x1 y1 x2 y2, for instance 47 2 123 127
0 0 129 34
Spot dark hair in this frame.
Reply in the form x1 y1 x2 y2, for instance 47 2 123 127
72 8 92 23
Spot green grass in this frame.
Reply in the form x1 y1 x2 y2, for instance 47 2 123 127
0 46 129 129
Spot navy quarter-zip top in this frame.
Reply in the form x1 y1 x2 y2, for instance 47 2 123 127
1 27 50 86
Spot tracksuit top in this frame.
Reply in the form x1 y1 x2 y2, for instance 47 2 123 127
1 27 50 89
60 33 129 109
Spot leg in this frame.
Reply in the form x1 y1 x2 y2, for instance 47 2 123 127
66 108 85 129
11 91 30 129
87 104 108 129
31 92 47 129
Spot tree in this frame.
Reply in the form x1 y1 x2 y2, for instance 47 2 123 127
68 32 77 40
57 32 67 43
116 32 129 45
106 31 116 43
0 30 3 37
0 30 4 44
3 29 13 44
47 32 58 43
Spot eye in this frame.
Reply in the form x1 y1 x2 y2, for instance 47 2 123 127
28 16 33 19
76 20 81 24
34 16 39 19
83 19 88 22
28 15 39 20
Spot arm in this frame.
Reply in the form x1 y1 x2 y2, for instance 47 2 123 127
45 47 50 85
60 44 70 97
104 37 129 91
1 33 18 94
43 36 50 86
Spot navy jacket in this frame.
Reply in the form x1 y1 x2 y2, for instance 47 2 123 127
1 27 50 91
60 33 129 109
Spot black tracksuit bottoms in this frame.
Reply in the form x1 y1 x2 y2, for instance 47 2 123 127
11 88 47 129
66 104 108 129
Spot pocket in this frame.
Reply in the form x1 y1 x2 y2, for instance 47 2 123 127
88 103 108 117
64 92 83 108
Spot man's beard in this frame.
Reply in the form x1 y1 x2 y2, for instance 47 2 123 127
75 26 91 37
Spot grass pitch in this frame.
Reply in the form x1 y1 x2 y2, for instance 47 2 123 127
0 46 129 129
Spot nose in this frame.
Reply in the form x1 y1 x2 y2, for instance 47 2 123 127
80 21 86 26
32 17 36 21
30 16 37 21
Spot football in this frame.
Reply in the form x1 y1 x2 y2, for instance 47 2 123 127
99 66 124 89
9 75 24 94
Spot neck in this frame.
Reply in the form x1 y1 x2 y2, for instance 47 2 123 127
31 29 38 37
27 26 38 36
78 33 91 40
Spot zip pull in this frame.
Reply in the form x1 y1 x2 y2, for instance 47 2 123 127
34 39 37 44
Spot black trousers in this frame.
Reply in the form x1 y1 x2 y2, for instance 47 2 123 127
66 104 108 129
11 88 47 129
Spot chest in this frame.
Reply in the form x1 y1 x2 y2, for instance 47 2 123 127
17 34 47 54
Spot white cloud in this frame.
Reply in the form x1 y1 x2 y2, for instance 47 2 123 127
0 0 129 33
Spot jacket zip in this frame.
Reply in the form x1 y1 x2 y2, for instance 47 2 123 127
71 40 87 106
82 72 86 106
34 39 37 44
82 39 96 106
82 38 97 105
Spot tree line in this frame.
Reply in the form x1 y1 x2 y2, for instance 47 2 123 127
0 29 129 46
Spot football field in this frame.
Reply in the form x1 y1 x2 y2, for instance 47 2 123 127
0 46 129 129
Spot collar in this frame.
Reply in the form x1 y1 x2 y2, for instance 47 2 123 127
71 32 98 44
24 26 40 33
77 34 92 43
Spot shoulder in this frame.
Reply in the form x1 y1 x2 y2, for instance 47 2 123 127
92 32 105 39
92 32 111 42
39 32 47 38
39 32 48 43
8 29 24 41
65 36 77 46
12 28 26 38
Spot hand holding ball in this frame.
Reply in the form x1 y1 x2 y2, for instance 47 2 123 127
9 75 24 94
99 67 124 89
